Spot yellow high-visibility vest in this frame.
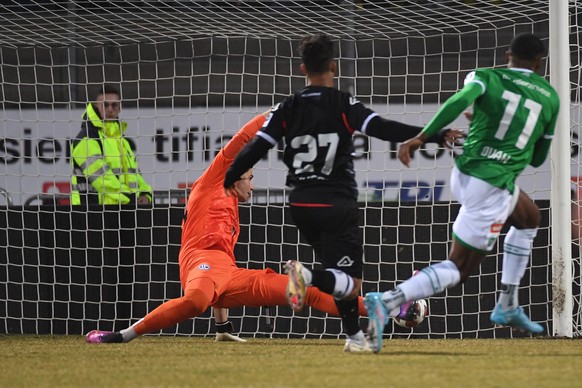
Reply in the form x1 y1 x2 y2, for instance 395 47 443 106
70 103 152 205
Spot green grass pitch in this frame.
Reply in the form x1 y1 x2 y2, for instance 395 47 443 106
1 335 581 387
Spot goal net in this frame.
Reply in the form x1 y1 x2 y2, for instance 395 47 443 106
1 0 580 339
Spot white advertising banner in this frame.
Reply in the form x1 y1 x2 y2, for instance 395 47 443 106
1 104 563 205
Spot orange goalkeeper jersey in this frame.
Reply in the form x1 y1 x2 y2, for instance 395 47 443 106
180 114 266 263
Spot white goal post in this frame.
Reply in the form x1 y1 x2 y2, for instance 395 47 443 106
549 0 573 338
0 0 580 339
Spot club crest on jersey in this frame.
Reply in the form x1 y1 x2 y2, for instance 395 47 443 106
337 256 354 267
198 264 211 270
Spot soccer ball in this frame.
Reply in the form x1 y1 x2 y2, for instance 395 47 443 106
393 299 429 329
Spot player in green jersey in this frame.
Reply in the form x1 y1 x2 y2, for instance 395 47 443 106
363 33 559 353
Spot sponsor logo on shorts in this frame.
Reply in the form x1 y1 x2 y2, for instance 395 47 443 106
337 256 354 267
486 223 504 250
490 223 503 234
198 264 211 270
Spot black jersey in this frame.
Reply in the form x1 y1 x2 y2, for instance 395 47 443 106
224 86 438 202
258 86 377 200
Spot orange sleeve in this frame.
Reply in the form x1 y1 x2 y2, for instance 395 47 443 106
181 114 267 260
222 114 267 160
199 114 267 188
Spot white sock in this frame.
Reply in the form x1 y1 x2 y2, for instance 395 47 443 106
497 284 518 311
326 269 354 299
120 321 140 342
501 227 536 285
347 330 365 343
301 266 313 286
382 260 461 314
498 227 536 310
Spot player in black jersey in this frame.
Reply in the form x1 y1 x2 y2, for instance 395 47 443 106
224 33 462 352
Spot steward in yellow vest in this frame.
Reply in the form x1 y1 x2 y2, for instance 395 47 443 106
70 86 152 205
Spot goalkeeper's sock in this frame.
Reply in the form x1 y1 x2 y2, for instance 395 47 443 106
382 260 460 315
120 326 138 343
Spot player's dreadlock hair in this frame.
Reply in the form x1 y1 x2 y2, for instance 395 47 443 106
509 33 545 61
297 33 334 74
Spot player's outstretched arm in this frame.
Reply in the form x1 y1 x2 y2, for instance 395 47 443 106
398 134 430 167
364 114 464 147
222 111 269 160
224 135 272 188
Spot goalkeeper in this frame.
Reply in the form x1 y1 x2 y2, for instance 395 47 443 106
86 112 367 345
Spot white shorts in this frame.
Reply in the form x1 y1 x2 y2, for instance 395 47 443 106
450 165 519 253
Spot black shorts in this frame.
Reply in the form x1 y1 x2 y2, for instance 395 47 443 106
289 196 363 277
